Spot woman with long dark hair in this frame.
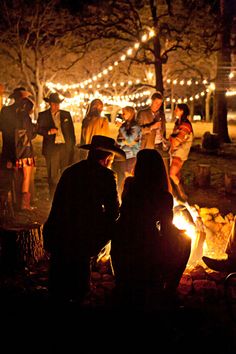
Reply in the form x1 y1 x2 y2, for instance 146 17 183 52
111 149 191 311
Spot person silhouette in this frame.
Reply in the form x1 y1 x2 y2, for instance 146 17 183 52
111 149 191 311
43 135 125 305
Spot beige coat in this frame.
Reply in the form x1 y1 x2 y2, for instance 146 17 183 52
81 115 109 145
136 107 166 149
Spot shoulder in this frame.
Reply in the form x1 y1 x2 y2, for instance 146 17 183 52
180 119 193 133
60 110 71 116
38 109 50 117
102 164 116 179
137 107 150 116
1 104 14 114
123 176 134 190
101 115 109 123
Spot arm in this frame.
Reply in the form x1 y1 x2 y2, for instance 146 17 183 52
67 111 76 145
104 170 120 222
170 121 192 152
37 111 58 137
37 113 50 136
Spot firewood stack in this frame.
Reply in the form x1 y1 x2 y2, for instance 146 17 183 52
194 205 235 259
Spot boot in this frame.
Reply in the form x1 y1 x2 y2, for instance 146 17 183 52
21 192 33 211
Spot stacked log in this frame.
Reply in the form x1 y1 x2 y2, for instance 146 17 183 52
194 205 235 258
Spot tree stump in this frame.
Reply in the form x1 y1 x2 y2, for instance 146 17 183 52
202 132 220 151
225 172 236 194
194 164 211 187
0 222 45 272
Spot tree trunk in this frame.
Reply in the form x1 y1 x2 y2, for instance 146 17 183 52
205 90 211 122
150 0 164 94
213 0 234 143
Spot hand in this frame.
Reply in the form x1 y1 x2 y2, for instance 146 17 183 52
48 128 58 135
151 121 161 131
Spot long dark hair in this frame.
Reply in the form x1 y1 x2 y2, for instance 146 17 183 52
85 99 103 118
134 149 169 192
176 103 190 122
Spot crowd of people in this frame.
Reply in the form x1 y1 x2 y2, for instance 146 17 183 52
1 85 216 311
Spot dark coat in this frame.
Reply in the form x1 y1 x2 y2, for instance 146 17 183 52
0 104 18 163
111 176 191 298
111 176 174 284
43 159 120 259
0 104 37 163
37 109 76 161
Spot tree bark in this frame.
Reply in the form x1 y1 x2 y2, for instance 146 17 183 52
213 0 234 143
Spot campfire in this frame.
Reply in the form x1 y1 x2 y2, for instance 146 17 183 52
173 200 234 266
98 199 235 270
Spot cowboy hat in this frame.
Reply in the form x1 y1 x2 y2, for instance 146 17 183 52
9 87 33 100
44 92 64 104
78 135 126 160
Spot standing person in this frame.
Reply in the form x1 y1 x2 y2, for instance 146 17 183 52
37 92 76 200
113 106 141 197
14 95 38 210
0 87 32 168
136 91 167 153
79 99 109 161
0 87 37 211
111 149 191 311
43 135 125 305
80 98 109 144
169 103 193 202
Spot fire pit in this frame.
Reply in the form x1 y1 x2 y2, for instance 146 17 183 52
173 201 235 266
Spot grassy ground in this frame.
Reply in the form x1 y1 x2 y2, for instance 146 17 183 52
33 121 236 217
1 121 236 223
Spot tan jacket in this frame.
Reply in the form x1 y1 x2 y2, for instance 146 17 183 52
81 115 109 145
137 107 166 149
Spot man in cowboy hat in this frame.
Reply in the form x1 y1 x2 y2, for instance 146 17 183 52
37 92 76 200
43 135 125 305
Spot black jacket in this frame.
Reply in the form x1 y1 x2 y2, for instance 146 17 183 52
43 159 120 258
37 109 76 158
